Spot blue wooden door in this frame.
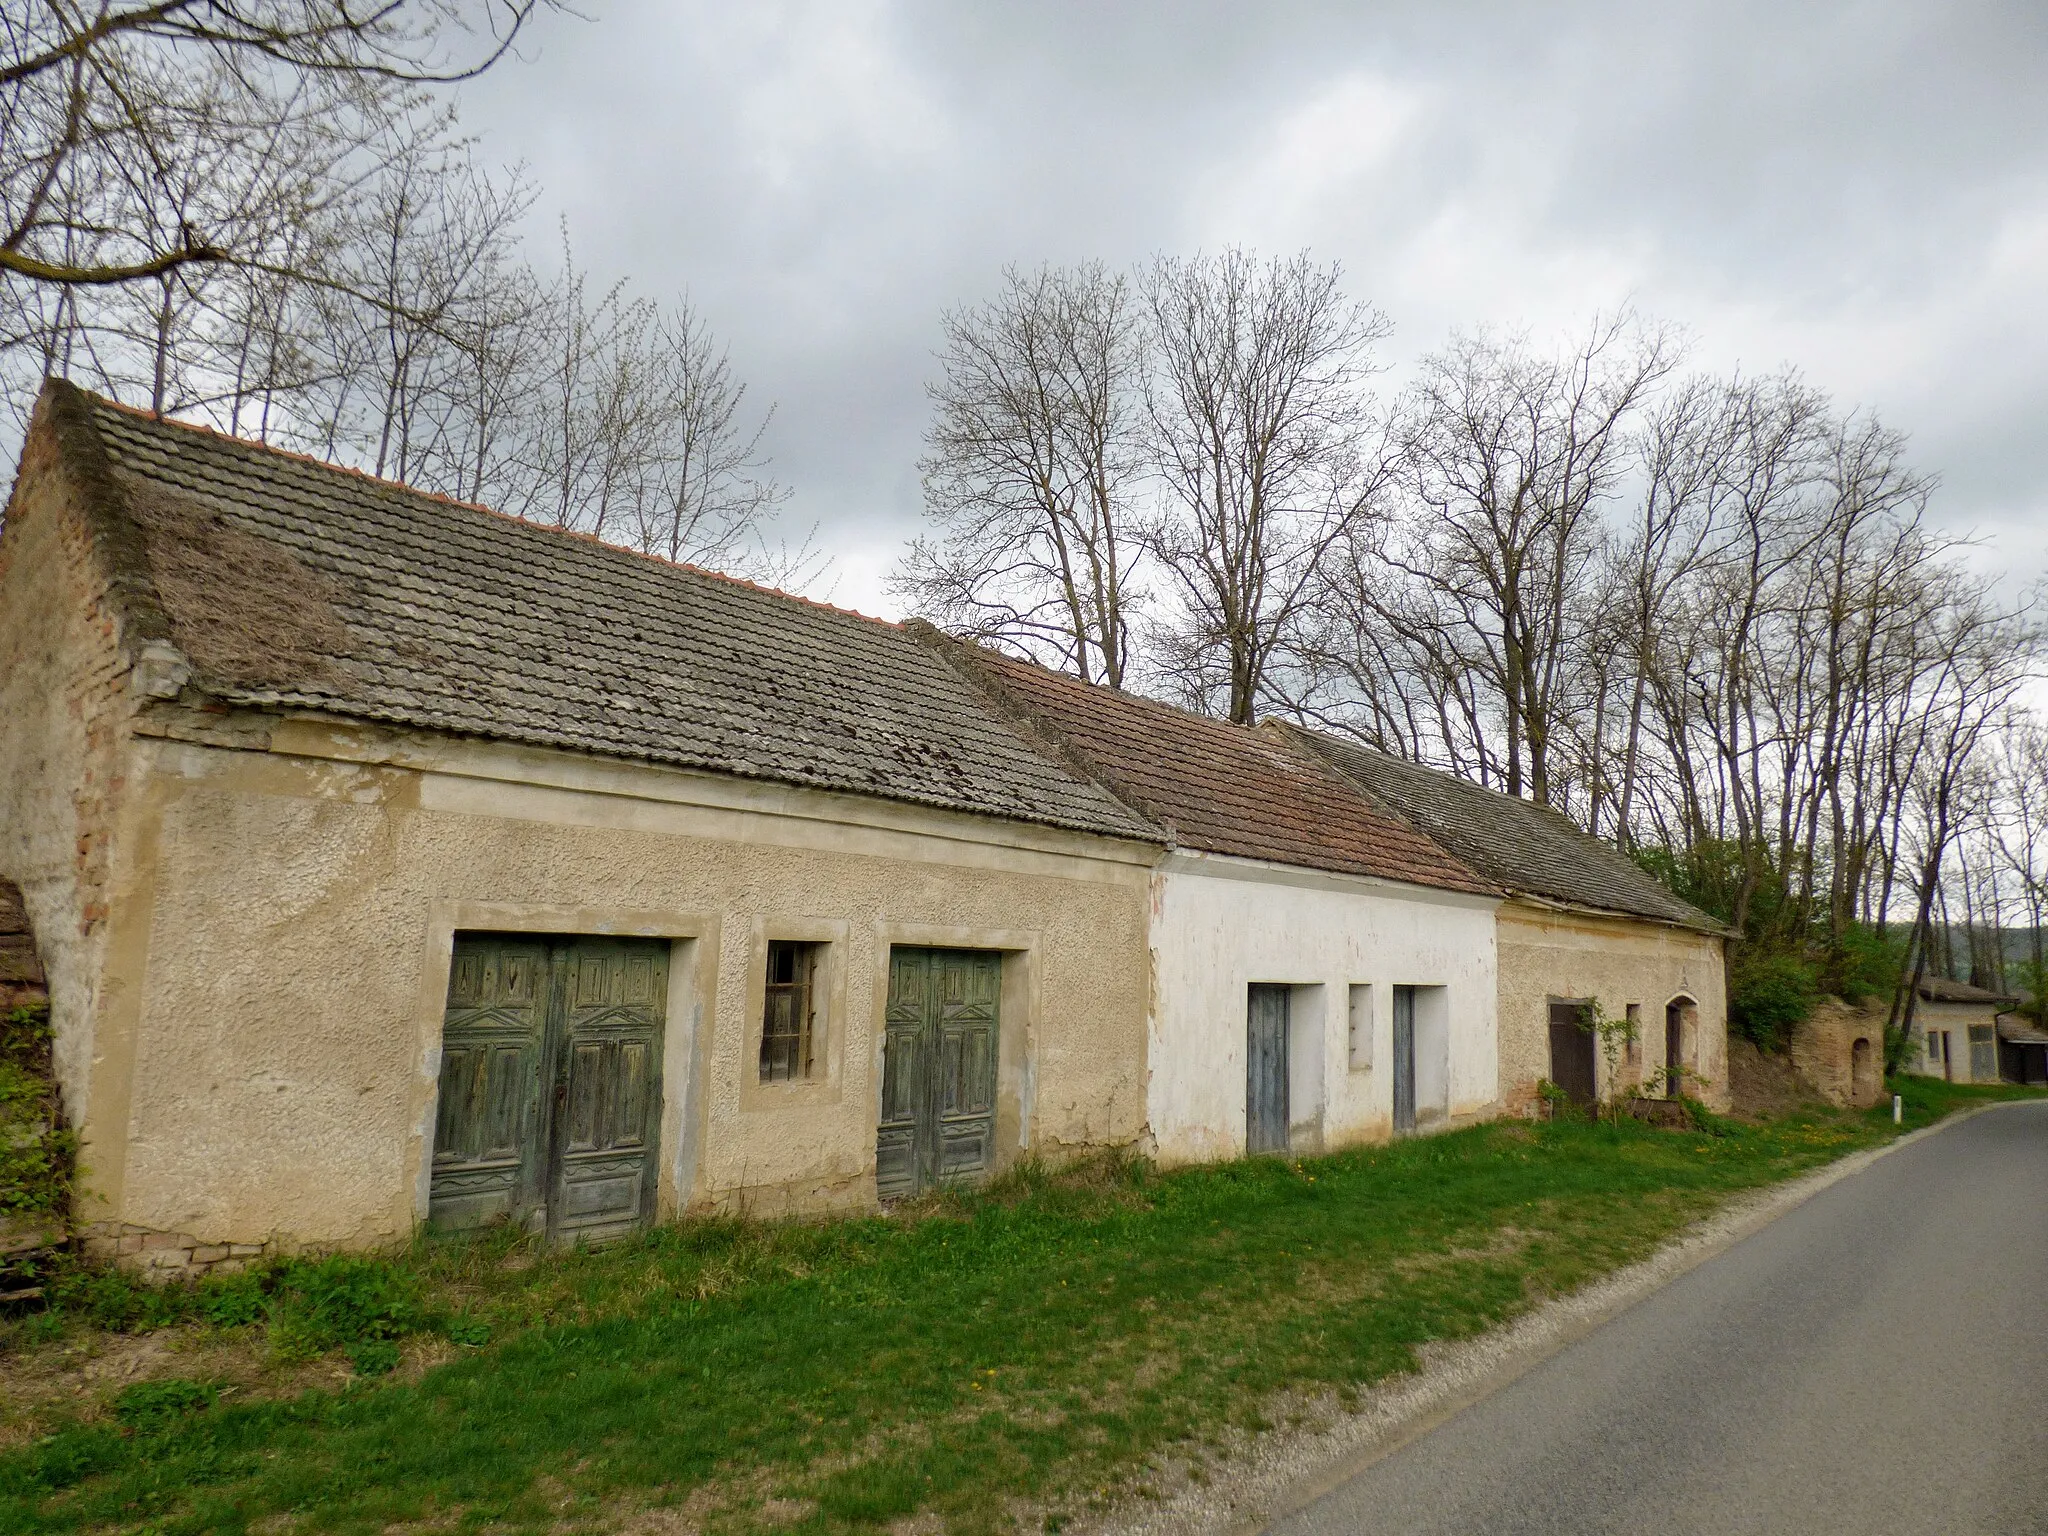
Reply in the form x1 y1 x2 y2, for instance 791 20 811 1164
1246 984 1291 1154
547 938 668 1246
1392 985 1417 1135
431 938 551 1231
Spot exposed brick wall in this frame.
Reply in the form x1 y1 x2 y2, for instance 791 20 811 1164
0 877 47 1014
0 395 153 1138
1791 998 1885 1108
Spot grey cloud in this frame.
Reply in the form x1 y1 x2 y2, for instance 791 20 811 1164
458 0 2048 609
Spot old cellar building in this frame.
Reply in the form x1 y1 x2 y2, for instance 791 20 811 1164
1277 726 1731 1114
1 381 1165 1268
1 379 1729 1266
924 636 1505 1161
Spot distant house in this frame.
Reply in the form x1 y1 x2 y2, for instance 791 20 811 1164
1910 978 2023 1085
0 380 1166 1270
1273 727 1730 1114
922 634 1503 1162
1996 1006 2048 1088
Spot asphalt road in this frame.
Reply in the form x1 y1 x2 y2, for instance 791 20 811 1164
1271 1101 2048 1536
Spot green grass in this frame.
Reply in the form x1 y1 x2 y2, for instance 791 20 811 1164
1 1003 71 1223
1886 1072 2039 1128
0 1080 2038 1536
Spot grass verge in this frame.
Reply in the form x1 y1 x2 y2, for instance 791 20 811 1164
0 1077 2036 1536
1 1003 70 1228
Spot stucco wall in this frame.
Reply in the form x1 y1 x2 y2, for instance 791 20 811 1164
1146 852 1500 1164
76 717 1155 1249
1905 1000 2005 1085
1497 903 1729 1113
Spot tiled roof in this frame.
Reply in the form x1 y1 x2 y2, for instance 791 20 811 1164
1996 1015 2048 1046
918 633 1495 897
35 382 1157 842
1917 976 2020 1007
1277 724 1722 932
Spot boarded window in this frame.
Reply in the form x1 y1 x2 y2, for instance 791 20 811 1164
760 941 821 1082
1348 985 1373 1071
1625 1004 1642 1064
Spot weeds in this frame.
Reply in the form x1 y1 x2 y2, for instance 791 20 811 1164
0 1003 72 1221
110 1381 216 1433
0 1087 2035 1535
31 1251 441 1372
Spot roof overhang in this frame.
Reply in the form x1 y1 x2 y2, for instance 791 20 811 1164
1158 848 1502 912
1502 890 1734 940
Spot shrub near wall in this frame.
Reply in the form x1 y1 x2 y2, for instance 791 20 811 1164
2 1001 71 1300
1728 951 1820 1050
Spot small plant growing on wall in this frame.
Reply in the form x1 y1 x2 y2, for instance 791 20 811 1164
1643 1062 1707 1102
2 1001 73 1219
1577 1000 1639 1112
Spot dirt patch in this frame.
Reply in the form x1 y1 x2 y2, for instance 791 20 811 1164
1727 1038 1823 1120
0 1322 450 1446
1390 1226 1531 1278
609 1469 817 1534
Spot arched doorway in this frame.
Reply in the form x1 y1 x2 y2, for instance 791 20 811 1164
1851 1037 1877 1106
1664 996 1698 1098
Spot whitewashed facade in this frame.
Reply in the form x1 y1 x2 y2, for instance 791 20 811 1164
1146 851 1501 1164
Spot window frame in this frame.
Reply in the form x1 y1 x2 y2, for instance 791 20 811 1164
757 938 825 1085
1347 983 1374 1072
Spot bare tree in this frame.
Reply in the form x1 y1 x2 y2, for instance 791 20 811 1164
1377 313 1677 803
1889 596 2040 1054
621 299 790 571
0 8 822 594
0 0 551 290
1989 719 2048 994
1143 248 1390 723
895 262 1147 685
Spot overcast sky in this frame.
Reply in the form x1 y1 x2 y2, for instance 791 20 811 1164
457 0 2048 615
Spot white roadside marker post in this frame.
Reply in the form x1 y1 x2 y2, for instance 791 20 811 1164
1892 1094 1903 1125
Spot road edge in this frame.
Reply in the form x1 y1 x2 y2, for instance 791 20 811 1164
1088 1099 2028 1536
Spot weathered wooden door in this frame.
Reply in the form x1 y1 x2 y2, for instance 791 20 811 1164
1246 984 1291 1154
431 938 552 1231
1968 1025 1996 1083
1665 1000 1686 1097
430 934 667 1244
1392 985 1417 1135
547 939 668 1246
1548 1000 1597 1111
878 948 1000 1199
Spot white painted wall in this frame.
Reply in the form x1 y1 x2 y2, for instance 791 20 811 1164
1147 851 1500 1164
1907 1001 2006 1085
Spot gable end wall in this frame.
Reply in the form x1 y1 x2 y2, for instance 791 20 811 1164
0 407 157 1139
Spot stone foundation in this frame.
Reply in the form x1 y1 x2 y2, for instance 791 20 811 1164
81 1223 271 1280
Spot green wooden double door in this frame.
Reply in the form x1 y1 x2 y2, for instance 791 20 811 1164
877 947 1001 1200
430 934 667 1245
